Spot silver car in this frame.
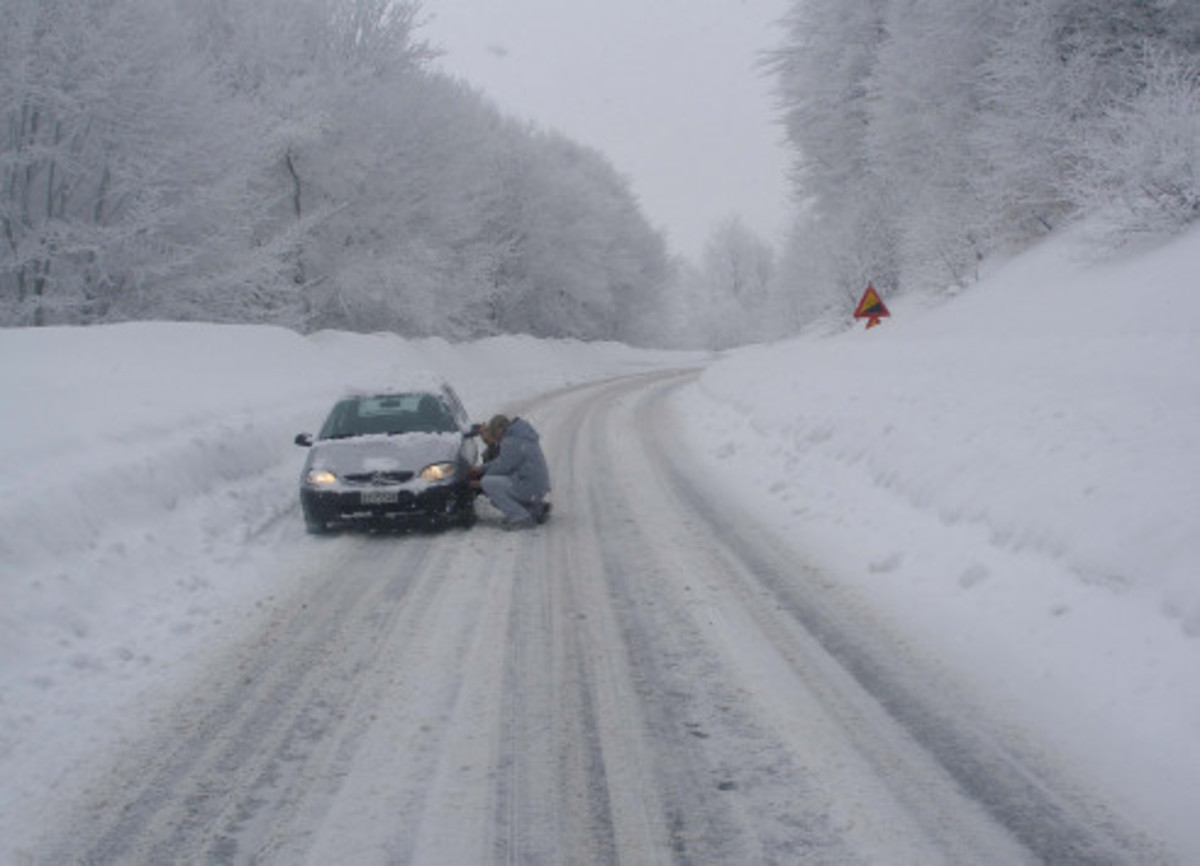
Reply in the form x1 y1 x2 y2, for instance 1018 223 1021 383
294 386 479 533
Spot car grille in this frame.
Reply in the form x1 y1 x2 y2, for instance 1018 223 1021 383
342 470 415 486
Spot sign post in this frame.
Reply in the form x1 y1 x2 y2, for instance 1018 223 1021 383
854 283 890 330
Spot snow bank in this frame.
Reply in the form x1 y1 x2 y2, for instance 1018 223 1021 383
676 225 1200 853
0 324 686 571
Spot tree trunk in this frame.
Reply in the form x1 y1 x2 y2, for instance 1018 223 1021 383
285 150 302 219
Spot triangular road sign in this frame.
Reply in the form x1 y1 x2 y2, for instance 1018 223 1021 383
854 284 890 329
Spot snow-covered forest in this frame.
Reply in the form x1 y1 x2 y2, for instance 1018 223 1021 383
0 0 671 342
2 0 1198 346
769 0 1200 326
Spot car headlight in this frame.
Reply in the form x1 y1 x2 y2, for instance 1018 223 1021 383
420 462 457 482
306 469 338 486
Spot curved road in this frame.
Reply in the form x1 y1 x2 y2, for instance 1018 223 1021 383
38 371 1159 864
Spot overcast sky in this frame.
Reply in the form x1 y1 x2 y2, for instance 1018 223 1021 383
420 1 793 262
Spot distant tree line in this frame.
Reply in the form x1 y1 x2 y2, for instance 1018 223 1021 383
769 0 1200 326
0 0 672 342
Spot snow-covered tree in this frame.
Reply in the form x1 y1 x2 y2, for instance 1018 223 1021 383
770 0 1200 330
492 131 670 342
1 0 671 342
868 0 997 289
663 215 779 349
0 0 245 325
766 0 897 307
1078 45 1200 235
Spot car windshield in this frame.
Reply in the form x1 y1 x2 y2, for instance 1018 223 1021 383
318 393 458 439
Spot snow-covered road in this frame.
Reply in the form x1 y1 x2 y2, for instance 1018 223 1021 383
26 371 1160 864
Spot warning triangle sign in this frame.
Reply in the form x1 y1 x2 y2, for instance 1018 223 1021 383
854 284 890 329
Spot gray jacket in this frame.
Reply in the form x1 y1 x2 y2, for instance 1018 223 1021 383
482 417 550 502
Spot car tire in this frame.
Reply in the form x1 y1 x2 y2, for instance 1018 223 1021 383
304 513 332 535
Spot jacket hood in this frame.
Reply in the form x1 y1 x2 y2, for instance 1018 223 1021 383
506 418 540 444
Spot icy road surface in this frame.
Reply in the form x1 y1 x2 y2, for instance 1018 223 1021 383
36 372 1158 864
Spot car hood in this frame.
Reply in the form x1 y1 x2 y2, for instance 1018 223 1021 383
307 432 462 475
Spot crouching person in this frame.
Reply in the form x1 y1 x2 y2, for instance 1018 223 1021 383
470 414 551 529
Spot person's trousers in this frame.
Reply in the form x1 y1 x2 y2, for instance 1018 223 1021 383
481 475 540 523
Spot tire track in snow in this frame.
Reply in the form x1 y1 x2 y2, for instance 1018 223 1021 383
44 533 499 864
631 371 1161 864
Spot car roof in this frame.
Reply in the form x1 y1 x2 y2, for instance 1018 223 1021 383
337 372 452 401
341 388 445 400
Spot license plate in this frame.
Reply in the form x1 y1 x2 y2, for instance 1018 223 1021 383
361 490 398 505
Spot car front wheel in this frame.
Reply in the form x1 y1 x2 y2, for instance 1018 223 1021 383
303 507 333 535
456 494 477 529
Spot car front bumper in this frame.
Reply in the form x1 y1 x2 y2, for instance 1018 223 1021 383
301 482 470 528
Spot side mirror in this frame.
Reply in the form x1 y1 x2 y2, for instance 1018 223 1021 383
294 433 314 447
